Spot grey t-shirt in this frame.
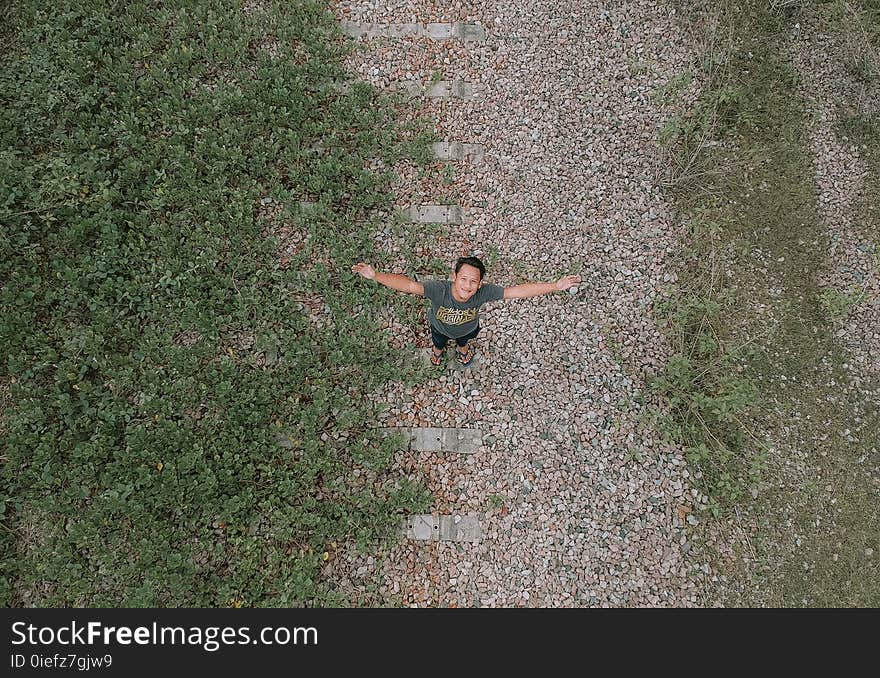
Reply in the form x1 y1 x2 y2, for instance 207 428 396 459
421 279 505 338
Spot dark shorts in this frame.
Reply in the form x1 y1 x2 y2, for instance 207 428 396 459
429 324 479 350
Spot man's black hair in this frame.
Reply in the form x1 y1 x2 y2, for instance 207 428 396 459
454 256 486 280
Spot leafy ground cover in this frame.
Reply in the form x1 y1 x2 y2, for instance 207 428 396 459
0 0 434 606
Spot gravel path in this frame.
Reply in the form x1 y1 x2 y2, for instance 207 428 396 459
326 0 710 606
789 22 880 388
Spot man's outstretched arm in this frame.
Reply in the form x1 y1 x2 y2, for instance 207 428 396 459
351 262 424 296
503 274 581 299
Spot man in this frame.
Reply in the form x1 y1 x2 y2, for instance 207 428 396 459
351 256 581 366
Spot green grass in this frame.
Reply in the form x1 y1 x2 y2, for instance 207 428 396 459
656 0 880 605
0 0 435 606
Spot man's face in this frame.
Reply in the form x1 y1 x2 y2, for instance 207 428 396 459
451 263 482 302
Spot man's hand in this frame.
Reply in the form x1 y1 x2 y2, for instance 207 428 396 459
554 274 581 291
352 262 376 280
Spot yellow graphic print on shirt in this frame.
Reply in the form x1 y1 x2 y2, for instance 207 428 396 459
435 306 479 325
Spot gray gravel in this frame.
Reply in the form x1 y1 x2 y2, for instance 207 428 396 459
327 0 711 607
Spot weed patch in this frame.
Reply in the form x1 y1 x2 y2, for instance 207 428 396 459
659 0 880 605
